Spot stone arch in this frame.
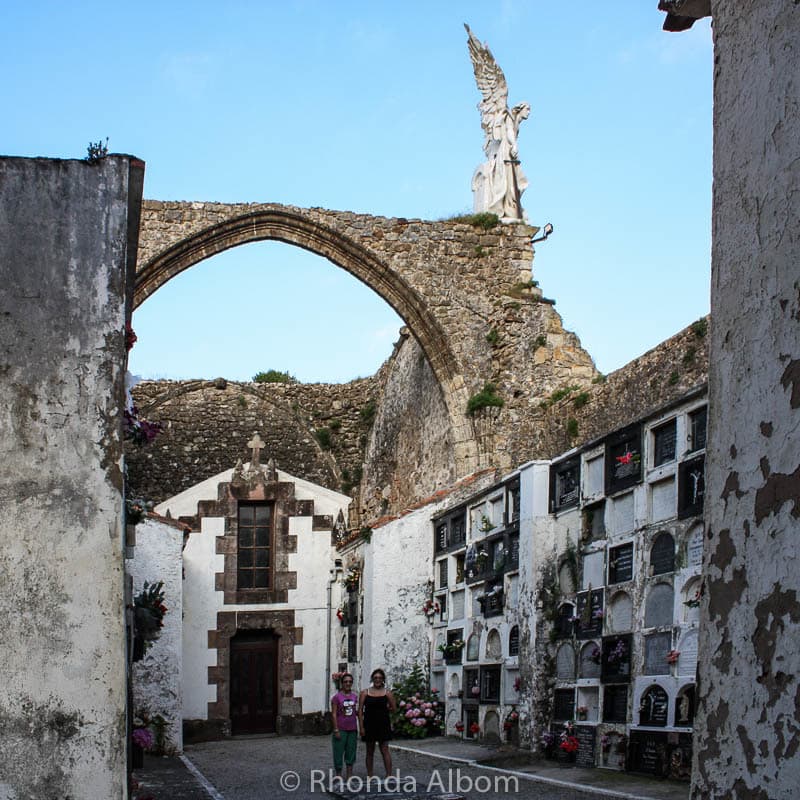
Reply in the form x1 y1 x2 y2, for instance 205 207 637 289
135 205 477 469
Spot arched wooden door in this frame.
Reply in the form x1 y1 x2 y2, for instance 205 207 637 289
230 630 279 734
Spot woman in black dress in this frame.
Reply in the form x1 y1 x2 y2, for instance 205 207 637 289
358 668 397 778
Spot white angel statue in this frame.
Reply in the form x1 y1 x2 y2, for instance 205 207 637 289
465 24 530 221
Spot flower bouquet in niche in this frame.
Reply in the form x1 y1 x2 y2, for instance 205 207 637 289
344 565 361 592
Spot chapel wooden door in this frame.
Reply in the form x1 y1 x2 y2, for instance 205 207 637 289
230 631 278 734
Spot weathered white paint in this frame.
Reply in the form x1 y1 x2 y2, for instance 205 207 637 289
182 516 225 719
695 3 800 797
0 156 142 798
361 503 437 684
157 466 349 724
128 517 184 752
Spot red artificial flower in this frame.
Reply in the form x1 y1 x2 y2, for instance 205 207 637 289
559 735 579 754
616 451 633 465
469 722 481 734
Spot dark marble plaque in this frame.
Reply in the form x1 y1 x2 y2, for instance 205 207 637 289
576 588 604 639
602 684 628 722
639 685 669 726
678 455 705 519
605 425 643 494
575 725 596 767
650 533 675 575
550 456 580 511
609 543 633 584
553 688 575 721
629 730 669 777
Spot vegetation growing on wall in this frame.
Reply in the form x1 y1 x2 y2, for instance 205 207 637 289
467 382 504 416
447 211 500 230
253 369 298 383
315 427 332 450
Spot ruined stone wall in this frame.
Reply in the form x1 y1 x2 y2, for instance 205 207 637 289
357 329 457 523
127 371 383 505
0 156 142 798
531 318 710 460
137 202 599 476
693 3 800 797
130 318 709 524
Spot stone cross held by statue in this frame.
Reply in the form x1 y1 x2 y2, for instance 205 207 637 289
247 433 265 468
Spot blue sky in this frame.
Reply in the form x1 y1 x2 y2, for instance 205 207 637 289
3 2 712 383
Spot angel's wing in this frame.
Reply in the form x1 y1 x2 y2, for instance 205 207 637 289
464 23 508 121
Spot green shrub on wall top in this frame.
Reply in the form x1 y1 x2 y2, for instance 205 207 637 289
252 369 298 383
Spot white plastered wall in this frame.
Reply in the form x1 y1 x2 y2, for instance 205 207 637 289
128 517 184 752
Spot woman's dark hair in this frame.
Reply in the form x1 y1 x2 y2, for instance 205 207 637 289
371 668 386 682
340 672 354 682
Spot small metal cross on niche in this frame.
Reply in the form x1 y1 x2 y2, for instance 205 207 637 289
247 433 265 469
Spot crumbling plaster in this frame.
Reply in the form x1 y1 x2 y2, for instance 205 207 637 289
692 2 800 798
0 156 142 798
128 517 184 753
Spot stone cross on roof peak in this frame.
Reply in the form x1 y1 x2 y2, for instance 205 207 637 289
247 433 265 468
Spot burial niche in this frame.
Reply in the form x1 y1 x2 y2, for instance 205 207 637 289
579 641 602 679
556 643 576 681
644 583 674 629
485 629 502 660
466 633 480 661
650 532 675 576
639 685 669 727
608 591 633 633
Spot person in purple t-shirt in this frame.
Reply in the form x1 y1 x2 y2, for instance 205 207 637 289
331 673 358 779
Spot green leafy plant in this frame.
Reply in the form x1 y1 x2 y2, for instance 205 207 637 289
486 328 500 346
237 395 247 408
668 371 680 386
315 427 332 450
133 581 167 652
252 369 297 383
360 400 376 425
534 335 547 349
85 137 108 163
691 318 708 338
591 374 607 384
682 346 697 366
567 417 579 438
467 383 504 416
329 419 342 432
474 245 487 258
572 392 590 409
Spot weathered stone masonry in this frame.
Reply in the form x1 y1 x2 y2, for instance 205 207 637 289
136 201 597 481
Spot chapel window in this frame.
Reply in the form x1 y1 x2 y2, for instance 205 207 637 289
237 503 273 590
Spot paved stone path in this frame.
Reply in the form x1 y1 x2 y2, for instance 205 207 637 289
134 736 690 800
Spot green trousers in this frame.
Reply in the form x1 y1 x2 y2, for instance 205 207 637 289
332 730 357 770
